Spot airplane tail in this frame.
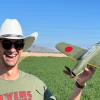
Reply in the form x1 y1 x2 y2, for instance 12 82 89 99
63 66 76 78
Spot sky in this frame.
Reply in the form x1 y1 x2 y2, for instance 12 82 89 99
0 0 100 50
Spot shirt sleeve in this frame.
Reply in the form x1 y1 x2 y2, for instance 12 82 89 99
44 88 56 100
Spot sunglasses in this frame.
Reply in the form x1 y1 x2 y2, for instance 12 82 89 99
1 39 24 50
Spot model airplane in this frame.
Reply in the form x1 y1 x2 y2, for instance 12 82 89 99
56 42 100 78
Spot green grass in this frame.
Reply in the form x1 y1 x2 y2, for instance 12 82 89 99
19 56 100 100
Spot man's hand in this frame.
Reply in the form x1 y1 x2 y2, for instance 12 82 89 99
68 65 96 100
76 65 96 86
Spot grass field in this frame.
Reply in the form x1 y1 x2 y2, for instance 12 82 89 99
19 56 100 100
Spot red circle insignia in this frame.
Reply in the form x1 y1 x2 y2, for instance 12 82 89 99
65 46 73 52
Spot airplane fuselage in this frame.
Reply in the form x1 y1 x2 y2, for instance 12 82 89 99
73 42 100 75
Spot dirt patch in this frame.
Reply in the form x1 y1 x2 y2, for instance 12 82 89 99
21 52 66 57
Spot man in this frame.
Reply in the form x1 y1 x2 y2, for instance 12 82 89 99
0 19 56 100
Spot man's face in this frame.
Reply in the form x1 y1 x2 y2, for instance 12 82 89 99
0 39 24 68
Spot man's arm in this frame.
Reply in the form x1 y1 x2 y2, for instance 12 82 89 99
69 65 96 100
69 86 82 100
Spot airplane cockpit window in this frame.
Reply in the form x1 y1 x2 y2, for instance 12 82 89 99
82 45 97 59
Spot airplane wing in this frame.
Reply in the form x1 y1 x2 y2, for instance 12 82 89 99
56 42 87 60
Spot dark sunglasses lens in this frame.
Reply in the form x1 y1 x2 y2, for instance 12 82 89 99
14 40 24 50
2 40 12 50
2 39 24 50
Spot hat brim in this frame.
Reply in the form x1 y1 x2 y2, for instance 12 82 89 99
0 32 38 51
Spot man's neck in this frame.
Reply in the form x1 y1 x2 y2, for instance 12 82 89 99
0 65 19 80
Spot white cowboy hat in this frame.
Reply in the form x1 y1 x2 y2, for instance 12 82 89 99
0 19 38 50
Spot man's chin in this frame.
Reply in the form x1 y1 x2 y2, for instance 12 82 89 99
4 62 17 68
